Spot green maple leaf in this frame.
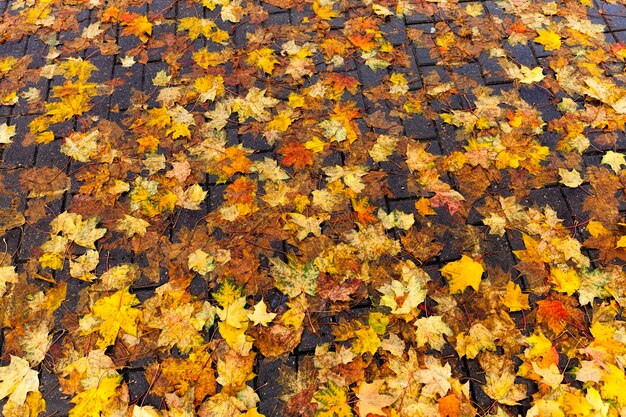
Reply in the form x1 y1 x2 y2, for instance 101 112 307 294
270 254 318 298
314 381 354 417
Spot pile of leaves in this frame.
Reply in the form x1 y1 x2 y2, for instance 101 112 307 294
2 0 626 415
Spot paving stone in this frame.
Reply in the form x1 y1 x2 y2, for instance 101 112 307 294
483 1 506 19
480 51 508 85
357 61 389 89
39 366 73 417
404 12 435 25
0 39 27 56
404 114 438 140
381 18 408 46
615 30 626 42
3 1 626 415
298 318 334 353
597 0 626 31
480 226 518 273
36 138 70 168
433 119 460 153
112 64 145 111
150 0 177 18
208 183 226 211
290 7 314 24
525 186 575 227
507 43 538 67
126 369 164 408
257 355 296 416
0 228 22 259
395 45 422 89
25 38 49 69
382 161 412 200
266 11 290 26
1 115 37 166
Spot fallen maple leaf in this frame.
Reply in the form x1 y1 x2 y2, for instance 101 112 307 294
601 151 625 173
0 356 39 406
354 380 396 417
535 29 561 50
314 381 353 417
79 287 141 348
482 370 527 405
440 255 484 294
121 15 152 42
559 168 584 188
246 299 276 326
0 122 16 144
502 281 530 311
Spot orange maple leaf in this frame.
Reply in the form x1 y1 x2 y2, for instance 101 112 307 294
120 14 152 43
225 177 256 205
278 141 313 170
536 298 585 334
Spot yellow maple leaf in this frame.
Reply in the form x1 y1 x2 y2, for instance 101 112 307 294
558 168 584 188
314 0 339 20
0 56 17 74
0 265 18 297
216 349 255 393
465 3 484 16
61 130 99 162
69 374 121 417
115 214 150 238
79 287 141 348
35 131 55 144
122 15 152 43
586 220 609 237
247 48 280 74
69 250 99 282
352 327 381 355
149 302 213 352
482 370 527 405
379 274 426 316
455 323 496 359
314 381 354 417
436 32 455 51
0 356 39 406
218 321 253 356
414 316 453 350
130 405 161 417
146 107 171 129
440 255 484 294
217 296 249 329
284 212 330 240
266 110 293 132
193 48 230 68
232 87 279 122
502 281 530 311
246 299 277 326
549 267 580 295
198 392 247 416
3 390 46 417
59 57 98 82
601 150 626 173
0 123 16 144
355 380 396 417
188 249 215 276
39 252 64 270
600 364 626 407
535 29 561 50
506 64 545 84
304 137 326 153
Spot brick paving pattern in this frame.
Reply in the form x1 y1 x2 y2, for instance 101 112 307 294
1 0 626 415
